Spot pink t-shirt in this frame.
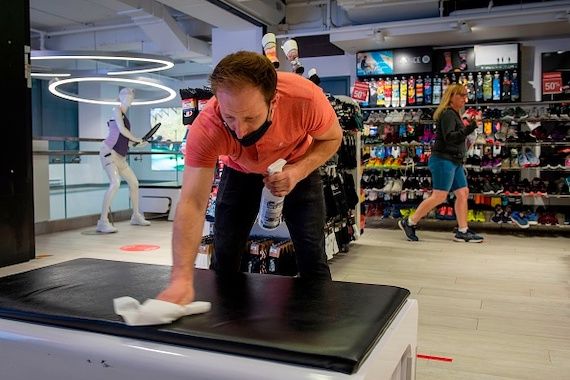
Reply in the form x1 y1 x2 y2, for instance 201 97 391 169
184 72 337 174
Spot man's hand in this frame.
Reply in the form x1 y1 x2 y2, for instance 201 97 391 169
263 165 302 197
156 280 195 305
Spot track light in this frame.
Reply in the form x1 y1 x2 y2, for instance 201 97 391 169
373 29 385 43
554 11 570 23
459 21 471 33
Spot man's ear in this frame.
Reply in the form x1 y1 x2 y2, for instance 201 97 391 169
269 96 278 118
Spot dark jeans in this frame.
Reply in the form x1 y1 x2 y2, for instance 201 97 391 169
212 166 331 280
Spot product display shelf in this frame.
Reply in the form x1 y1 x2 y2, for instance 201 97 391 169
360 101 570 233
365 216 570 233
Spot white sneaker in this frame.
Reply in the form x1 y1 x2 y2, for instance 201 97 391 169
96 219 117 233
381 179 394 193
391 179 403 193
131 213 151 226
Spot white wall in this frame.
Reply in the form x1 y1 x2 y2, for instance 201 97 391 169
519 36 570 101
212 27 263 64
292 53 356 87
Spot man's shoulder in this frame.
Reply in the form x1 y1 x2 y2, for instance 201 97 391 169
277 72 316 100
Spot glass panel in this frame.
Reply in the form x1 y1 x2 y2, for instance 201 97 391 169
34 137 185 222
48 156 67 220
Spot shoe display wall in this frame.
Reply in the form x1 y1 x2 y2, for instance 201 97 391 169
360 101 570 232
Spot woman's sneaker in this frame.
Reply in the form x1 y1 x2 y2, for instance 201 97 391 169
454 229 484 243
398 218 419 241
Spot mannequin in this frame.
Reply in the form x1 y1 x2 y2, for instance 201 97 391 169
96 88 151 233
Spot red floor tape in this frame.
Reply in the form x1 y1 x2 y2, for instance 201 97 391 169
417 354 453 362
120 244 160 252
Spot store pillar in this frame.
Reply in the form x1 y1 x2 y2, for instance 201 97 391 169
0 0 35 267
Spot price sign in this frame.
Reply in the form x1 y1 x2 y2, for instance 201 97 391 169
543 72 562 95
351 81 369 101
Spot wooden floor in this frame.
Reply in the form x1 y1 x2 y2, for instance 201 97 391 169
2 221 569 380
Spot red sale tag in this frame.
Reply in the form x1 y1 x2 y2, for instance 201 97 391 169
352 81 369 101
543 72 562 95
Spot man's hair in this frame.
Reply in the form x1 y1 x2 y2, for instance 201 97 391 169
209 51 277 104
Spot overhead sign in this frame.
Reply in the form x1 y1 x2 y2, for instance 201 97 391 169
474 43 519 70
356 51 394 76
393 47 433 74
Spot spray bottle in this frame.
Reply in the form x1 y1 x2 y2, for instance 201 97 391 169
258 159 287 230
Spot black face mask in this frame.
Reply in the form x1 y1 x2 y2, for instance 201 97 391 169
224 108 272 147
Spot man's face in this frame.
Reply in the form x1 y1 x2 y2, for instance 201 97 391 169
217 85 273 139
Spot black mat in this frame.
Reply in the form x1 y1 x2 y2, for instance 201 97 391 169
0 258 409 374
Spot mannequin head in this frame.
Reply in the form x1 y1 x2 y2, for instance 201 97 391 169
118 88 135 108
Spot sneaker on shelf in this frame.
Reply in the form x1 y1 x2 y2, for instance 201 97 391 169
511 211 530 229
524 148 540 167
514 106 528 119
475 210 486 223
518 151 530 168
454 229 484 243
445 206 456 220
96 219 118 233
525 121 542 132
502 108 515 120
436 206 446 220
381 179 394 193
392 206 402 219
398 218 419 241
467 210 476 222
491 205 504 223
475 134 487 145
510 150 520 169
502 205 513 224
391 179 403 193
526 211 539 225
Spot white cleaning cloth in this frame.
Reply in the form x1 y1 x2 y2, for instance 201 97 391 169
113 296 211 326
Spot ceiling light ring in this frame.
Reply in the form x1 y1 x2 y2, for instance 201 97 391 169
31 50 175 77
48 76 177 106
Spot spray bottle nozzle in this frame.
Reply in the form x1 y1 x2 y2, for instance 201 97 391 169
267 159 287 175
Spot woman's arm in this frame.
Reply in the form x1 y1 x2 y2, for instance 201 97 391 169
440 110 476 144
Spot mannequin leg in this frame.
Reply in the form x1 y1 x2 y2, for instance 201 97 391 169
97 147 121 233
117 161 150 226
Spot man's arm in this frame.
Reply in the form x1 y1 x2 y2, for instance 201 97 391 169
156 166 214 305
264 119 343 197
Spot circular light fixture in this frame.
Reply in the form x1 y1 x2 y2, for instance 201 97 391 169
31 72 71 78
48 77 176 106
31 50 174 76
